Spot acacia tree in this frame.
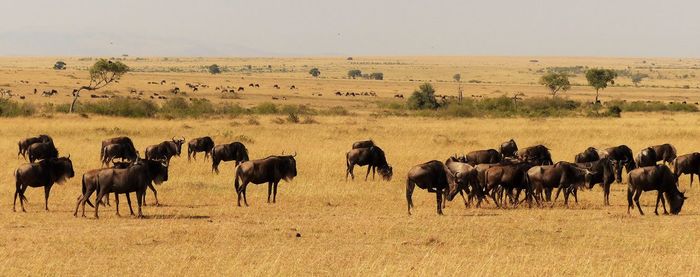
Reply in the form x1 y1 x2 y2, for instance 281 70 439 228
585 68 617 102
348 69 362 79
539 72 571 98
631 72 648 87
69 59 129 113
453 73 462 102
208 64 221 74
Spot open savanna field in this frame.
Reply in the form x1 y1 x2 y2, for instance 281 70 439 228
1 57 700 276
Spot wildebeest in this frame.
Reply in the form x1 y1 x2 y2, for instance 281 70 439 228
574 147 601 163
576 157 616 205
18 134 53 159
101 137 137 162
499 139 518 158
603 145 636 183
211 142 250 174
345 146 393 181
673 152 700 186
14 156 75 212
406 160 462 215
459 149 501 165
635 147 658 167
27 141 59 163
628 165 686 215
75 159 169 218
444 157 479 207
650 143 677 164
484 162 535 207
517 145 553 165
101 143 138 167
352 139 375 149
233 154 297 206
187 136 215 161
144 137 185 164
527 162 591 206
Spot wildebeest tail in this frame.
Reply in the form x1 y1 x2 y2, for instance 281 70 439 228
233 164 241 193
82 174 95 208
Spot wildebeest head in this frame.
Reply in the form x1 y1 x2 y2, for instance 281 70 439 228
279 153 297 181
443 165 461 201
45 156 75 184
171 136 186 156
141 158 169 184
378 165 393 181
668 190 687 215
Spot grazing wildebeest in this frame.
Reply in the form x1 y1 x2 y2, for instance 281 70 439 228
459 149 501 165
650 143 677 164
187 136 215 161
234 154 297 206
76 159 169 218
603 145 636 183
352 139 375 149
517 145 553 165
101 143 138 167
635 147 658 167
484 162 535 207
101 137 136 162
444 157 479 207
499 139 518 158
574 147 601 163
576 157 616 205
211 142 250 174
406 160 462 215
144 137 185 164
345 146 393 181
673 152 700 187
13 156 75 212
527 162 591 206
27 141 58 163
628 165 686 215
18 134 53 159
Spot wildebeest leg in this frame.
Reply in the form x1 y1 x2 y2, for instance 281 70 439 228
604 183 611 206
436 190 444 215
136 190 144 218
372 166 376 180
115 193 121 217
267 182 272 203
346 163 355 181
573 188 579 204
273 182 278 203
44 185 52 211
406 179 415 215
659 193 668 214
691 174 694 187
19 184 28 212
545 188 552 202
365 166 371 181
78 186 96 217
459 190 469 208
627 188 633 214
633 189 644 215
94 190 107 219
148 183 159 206
125 193 135 216
242 185 249 206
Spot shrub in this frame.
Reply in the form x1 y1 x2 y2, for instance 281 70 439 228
0 99 35 117
253 102 278 114
369 72 384 80
208 64 221 74
78 97 157 117
407 83 440 110
286 113 300 123
348 69 362 79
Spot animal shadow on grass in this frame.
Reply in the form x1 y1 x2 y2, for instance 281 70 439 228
140 214 211 220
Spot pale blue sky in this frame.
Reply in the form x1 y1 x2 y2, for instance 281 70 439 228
1 0 699 57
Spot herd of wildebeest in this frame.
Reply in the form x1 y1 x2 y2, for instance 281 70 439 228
10 134 700 218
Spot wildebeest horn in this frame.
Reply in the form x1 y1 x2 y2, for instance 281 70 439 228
293 151 297 157
67 154 71 159
172 136 176 141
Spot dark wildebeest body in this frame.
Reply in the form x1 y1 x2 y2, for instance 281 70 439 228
352 140 374 149
650 143 677 164
444 157 479 207
500 139 518 158
576 158 616 205
145 137 185 164
635 147 658 167
76 159 168 218
18 134 53 159
234 155 297 206
211 142 249 174
460 149 501 166
627 165 685 215
100 137 136 162
527 162 591 206
14 157 75 212
604 145 636 183
484 162 535 207
187 136 215 161
517 145 553 165
673 152 700 187
27 141 58 163
345 146 393 181
406 160 461 215
101 143 138 167
575 147 600 163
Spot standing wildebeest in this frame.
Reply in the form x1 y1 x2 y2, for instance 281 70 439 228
345 146 393 181
352 139 375 149
27 141 59 163
76 159 169 218
650 143 677 164
406 160 462 215
628 165 686 215
575 147 601 163
499 139 518 158
445 157 479 207
101 143 138 167
603 145 636 183
460 149 501 165
635 147 658 167
101 137 136 162
187 136 215 161
673 152 700 187
484 162 535 207
234 154 297 206
517 145 553 165
14 156 75 212
18 134 53 159
527 162 591 206
211 142 249 174
576 158 616 205
144 137 185 164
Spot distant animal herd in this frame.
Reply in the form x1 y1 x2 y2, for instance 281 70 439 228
11 134 700 218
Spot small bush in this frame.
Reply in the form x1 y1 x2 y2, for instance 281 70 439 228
286 113 300 123
76 97 158 118
0 99 35 117
254 102 278 114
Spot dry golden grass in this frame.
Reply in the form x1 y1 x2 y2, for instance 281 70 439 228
1 113 700 276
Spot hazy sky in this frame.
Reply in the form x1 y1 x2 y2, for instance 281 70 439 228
1 0 699 57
